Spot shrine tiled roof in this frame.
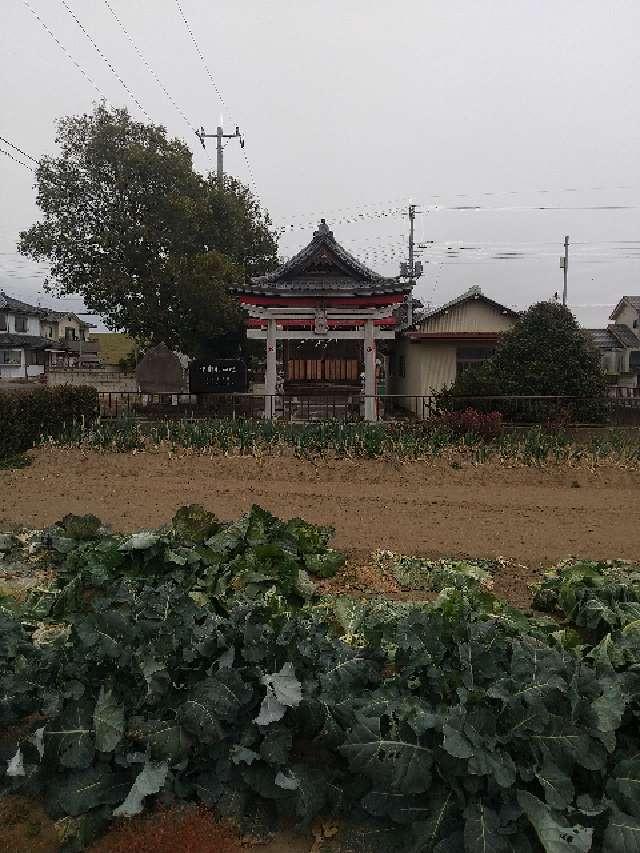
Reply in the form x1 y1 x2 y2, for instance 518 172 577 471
236 220 410 297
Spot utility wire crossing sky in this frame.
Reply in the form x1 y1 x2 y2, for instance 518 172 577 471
1 0 639 329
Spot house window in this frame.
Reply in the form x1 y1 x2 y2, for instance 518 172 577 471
456 345 495 374
0 313 7 331
0 350 21 365
634 319 639 329
399 355 406 378
65 327 77 341
15 316 28 333
629 351 640 371
25 350 46 366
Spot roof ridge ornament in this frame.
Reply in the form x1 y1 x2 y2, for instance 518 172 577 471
313 218 333 239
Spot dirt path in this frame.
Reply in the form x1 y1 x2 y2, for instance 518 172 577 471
1 448 637 565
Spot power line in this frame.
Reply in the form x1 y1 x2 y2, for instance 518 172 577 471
0 135 37 163
419 203 640 214
59 0 150 119
20 0 106 98
282 207 406 232
102 0 200 140
173 0 259 195
285 183 639 227
0 147 35 172
173 0 227 112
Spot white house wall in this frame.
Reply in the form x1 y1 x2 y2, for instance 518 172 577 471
0 350 44 380
0 363 24 380
2 312 41 336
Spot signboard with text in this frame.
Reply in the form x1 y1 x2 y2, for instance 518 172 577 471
189 358 248 394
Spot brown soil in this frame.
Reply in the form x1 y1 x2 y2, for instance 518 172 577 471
2 448 637 570
0 800 321 853
87 805 315 853
0 796 60 853
318 552 541 611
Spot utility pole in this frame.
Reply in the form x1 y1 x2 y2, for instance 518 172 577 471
400 203 423 327
196 125 245 190
408 203 415 324
560 235 569 306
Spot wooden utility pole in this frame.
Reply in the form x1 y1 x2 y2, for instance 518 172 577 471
561 235 569 306
196 124 245 189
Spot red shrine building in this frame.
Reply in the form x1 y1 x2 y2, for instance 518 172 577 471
235 220 412 421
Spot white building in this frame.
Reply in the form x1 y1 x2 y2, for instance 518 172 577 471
0 290 98 380
587 296 640 389
389 286 519 415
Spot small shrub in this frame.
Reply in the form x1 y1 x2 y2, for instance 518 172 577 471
0 386 98 458
426 408 504 440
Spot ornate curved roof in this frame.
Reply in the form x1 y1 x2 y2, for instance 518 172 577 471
236 220 410 298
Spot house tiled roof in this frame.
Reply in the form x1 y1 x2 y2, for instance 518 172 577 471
0 291 94 329
586 328 621 349
0 291 45 315
238 220 409 297
42 310 94 328
608 324 640 348
610 296 640 320
586 326 640 350
0 332 65 351
420 286 520 324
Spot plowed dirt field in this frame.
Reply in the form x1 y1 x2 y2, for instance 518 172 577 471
2 448 636 566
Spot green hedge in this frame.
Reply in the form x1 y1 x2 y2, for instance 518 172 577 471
0 385 98 458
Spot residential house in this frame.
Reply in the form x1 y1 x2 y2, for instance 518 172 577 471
389 286 519 416
0 290 99 380
586 296 640 389
41 310 100 369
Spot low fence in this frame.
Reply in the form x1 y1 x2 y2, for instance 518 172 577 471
95 391 640 425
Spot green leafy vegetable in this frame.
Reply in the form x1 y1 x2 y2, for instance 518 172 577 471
2 509 640 850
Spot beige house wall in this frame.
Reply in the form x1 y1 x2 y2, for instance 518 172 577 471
612 303 639 330
391 340 457 414
391 295 517 417
41 316 88 341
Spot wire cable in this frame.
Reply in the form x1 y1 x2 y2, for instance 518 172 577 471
103 0 197 136
0 147 35 172
59 0 150 119
173 0 259 195
20 0 106 99
173 0 227 113
0 135 37 163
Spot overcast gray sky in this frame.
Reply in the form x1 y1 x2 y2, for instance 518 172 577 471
1 0 639 328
